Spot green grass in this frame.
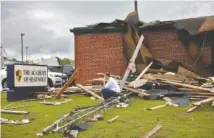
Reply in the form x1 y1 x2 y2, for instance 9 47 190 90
1 92 214 138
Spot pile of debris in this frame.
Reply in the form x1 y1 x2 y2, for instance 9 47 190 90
32 35 213 138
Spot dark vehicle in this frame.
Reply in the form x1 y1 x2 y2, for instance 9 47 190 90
62 65 74 79
62 65 75 86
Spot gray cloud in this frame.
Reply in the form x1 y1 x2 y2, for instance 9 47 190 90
1 1 214 61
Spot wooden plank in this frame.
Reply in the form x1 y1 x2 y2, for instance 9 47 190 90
1 109 29 115
193 97 214 106
178 65 199 78
178 88 212 93
187 92 214 96
186 106 198 113
161 80 213 93
190 95 211 98
55 68 79 98
123 86 150 96
120 35 144 91
142 124 162 138
129 79 148 88
147 104 167 110
76 84 104 101
135 61 153 80
107 115 119 123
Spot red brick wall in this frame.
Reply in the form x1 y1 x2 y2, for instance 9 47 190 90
142 30 212 69
74 33 127 84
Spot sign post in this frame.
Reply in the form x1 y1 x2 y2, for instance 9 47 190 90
7 64 48 101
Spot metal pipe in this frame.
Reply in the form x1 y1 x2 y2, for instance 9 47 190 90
21 33 25 63
53 97 119 132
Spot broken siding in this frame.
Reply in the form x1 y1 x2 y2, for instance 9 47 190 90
75 33 127 84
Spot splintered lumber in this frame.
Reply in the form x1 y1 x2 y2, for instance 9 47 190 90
178 88 212 93
76 84 104 100
190 95 211 98
162 80 213 93
129 79 148 88
187 92 214 96
186 106 198 113
3 105 33 110
142 124 162 138
55 68 79 98
147 104 167 110
1 109 29 115
193 97 214 106
147 69 166 73
123 86 150 96
120 35 144 91
178 65 199 78
107 115 119 123
135 61 153 81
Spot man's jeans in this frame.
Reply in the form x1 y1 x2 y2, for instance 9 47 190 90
101 88 118 100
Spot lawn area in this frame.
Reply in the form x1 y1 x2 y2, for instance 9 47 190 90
1 92 214 138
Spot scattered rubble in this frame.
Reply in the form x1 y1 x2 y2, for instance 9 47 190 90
0 118 30 125
40 99 72 105
1 109 29 115
142 124 162 138
107 115 119 123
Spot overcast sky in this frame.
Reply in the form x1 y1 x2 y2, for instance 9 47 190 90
1 1 214 61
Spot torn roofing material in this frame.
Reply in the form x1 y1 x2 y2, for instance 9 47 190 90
140 16 214 35
70 15 214 36
70 20 126 35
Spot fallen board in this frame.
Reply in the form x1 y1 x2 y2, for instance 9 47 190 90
142 124 162 138
107 115 119 123
161 80 213 93
129 79 148 88
147 104 167 110
1 109 29 115
76 84 104 100
186 106 198 113
135 61 153 81
193 97 214 106
55 68 79 98
123 86 150 96
120 35 144 91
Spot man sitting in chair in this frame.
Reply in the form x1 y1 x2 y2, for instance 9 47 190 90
101 73 121 100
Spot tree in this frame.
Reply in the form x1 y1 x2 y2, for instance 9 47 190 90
59 58 73 66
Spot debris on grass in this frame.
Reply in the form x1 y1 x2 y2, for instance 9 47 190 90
40 99 72 105
142 124 162 138
107 115 119 123
1 118 30 125
1 109 30 115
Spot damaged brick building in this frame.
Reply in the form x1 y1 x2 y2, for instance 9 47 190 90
70 13 214 84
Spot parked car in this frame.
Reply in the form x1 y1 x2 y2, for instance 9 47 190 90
62 66 74 79
48 70 68 87
0 68 68 88
0 68 7 88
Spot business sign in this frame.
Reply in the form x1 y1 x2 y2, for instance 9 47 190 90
14 65 48 87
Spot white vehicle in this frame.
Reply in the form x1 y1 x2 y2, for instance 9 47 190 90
0 68 7 88
48 70 68 87
0 68 68 88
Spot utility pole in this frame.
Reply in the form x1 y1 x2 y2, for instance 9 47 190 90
21 33 25 63
134 0 138 12
134 0 139 19
25 46 29 61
